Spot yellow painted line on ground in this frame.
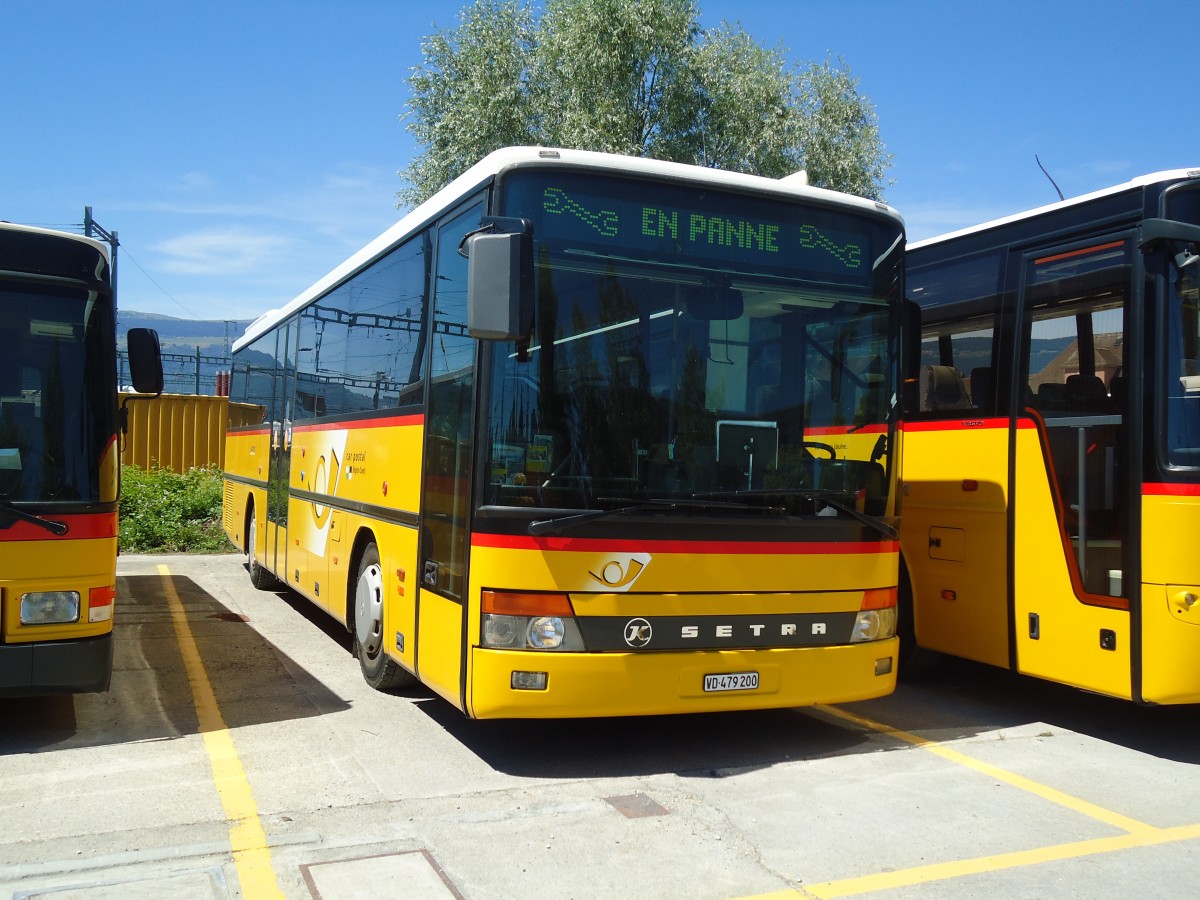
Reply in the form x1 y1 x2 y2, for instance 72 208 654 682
749 703 1200 899
804 822 1200 898
160 564 284 900
736 702 1200 899
814 703 1155 834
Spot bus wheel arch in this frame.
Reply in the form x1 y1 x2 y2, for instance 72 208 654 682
348 532 416 691
245 499 277 590
898 554 940 678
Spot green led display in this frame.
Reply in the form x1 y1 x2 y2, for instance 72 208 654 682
503 173 889 286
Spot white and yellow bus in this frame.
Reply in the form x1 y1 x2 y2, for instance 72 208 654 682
0 222 161 696
900 169 1200 704
223 147 904 718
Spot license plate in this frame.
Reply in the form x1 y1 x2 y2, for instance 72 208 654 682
703 671 759 692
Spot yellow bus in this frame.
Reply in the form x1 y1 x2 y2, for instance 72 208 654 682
0 221 162 696
223 147 904 718
900 168 1200 704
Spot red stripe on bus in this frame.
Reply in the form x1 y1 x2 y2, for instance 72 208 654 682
1144 483 1200 496
292 414 424 433
0 511 118 542
472 533 899 555
805 424 887 436
1035 240 1125 265
902 417 1033 433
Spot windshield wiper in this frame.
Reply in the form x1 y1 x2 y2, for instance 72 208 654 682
0 498 69 535
696 488 898 540
528 497 784 537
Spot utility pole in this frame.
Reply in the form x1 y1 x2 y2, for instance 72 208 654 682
83 206 119 303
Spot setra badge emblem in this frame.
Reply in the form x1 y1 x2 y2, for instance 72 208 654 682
624 617 653 648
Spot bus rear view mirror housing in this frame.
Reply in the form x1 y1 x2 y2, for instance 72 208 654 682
466 220 534 341
126 327 164 396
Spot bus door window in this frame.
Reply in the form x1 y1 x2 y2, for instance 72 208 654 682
268 319 296 546
1020 239 1130 598
1163 251 1200 465
1161 186 1200 468
422 200 484 600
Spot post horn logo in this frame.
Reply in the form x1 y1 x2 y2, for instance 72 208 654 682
588 553 651 592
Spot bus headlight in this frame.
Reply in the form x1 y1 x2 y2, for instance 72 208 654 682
20 591 81 625
481 591 586 651
850 587 897 643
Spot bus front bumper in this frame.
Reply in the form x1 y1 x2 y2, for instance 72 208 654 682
468 638 898 719
0 634 114 697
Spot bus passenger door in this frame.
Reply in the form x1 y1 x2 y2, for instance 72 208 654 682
417 201 483 710
1012 238 1135 698
268 319 296 584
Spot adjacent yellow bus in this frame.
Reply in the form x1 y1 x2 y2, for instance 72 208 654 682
900 168 1200 704
0 221 161 696
223 147 904 718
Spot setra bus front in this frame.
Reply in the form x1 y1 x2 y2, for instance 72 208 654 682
456 158 903 717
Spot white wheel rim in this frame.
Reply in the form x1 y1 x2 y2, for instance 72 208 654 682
354 562 384 656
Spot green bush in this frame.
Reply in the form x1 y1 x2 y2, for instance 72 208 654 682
119 464 234 553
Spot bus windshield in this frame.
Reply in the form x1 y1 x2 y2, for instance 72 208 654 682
0 281 116 503
483 170 902 516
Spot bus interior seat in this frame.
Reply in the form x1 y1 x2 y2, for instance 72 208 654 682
1035 381 1067 410
1065 373 1111 411
969 366 994 411
920 365 971 411
1108 374 1125 409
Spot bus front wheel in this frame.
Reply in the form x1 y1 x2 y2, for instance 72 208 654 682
353 542 416 691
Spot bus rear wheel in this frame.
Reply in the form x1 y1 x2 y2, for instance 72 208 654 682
353 542 416 691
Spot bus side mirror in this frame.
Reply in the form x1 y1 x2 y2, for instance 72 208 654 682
127 327 164 396
466 229 534 341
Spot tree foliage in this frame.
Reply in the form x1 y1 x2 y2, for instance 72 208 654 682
399 0 893 206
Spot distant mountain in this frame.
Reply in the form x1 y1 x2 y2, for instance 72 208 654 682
117 310 253 356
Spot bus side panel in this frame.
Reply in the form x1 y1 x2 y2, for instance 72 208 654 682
899 421 1010 668
415 589 465 710
222 428 270 551
1140 493 1200 704
1012 425 1131 698
372 519 420 676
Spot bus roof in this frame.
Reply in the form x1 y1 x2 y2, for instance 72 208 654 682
909 168 1200 252
0 220 110 262
234 146 903 352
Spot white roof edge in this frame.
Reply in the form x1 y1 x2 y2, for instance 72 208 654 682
234 146 902 351
909 168 1200 251
0 220 110 262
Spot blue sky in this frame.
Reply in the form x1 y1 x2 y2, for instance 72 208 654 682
3 1 1195 322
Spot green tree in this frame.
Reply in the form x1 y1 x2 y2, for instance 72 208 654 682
398 0 892 206
792 57 893 201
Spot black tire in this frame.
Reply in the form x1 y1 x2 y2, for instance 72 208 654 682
246 507 278 590
352 542 417 691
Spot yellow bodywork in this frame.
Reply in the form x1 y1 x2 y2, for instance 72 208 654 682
902 418 1200 704
225 418 899 718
